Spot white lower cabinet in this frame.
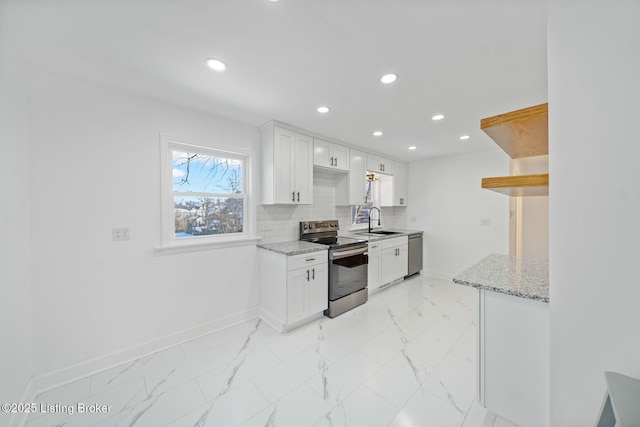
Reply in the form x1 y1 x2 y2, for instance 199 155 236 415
367 242 382 293
259 249 328 332
381 236 408 285
368 236 408 294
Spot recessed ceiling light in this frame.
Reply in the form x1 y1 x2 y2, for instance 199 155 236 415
373 131 383 136
460 135 471 140
317 106 330 114
432 114 445 121
266 0 280 2
380 73 398 84
205 58 227 72
408 146 417 150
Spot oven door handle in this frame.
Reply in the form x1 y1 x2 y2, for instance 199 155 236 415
330 248 368 260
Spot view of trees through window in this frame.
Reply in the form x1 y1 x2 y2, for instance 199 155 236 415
172 148 245 239
351 177 377 225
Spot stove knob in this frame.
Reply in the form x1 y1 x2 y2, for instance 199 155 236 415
303 224 308 230
309 224 314 229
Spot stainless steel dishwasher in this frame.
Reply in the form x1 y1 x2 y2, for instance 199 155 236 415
406 231 423 277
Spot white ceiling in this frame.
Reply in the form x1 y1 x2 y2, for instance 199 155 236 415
6 0 547 161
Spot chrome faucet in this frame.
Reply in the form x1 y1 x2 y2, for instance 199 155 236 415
368 207 381 233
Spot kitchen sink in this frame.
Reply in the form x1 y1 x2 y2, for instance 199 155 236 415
363 230 402 235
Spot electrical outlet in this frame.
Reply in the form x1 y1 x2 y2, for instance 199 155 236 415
263 222 272 231
112 227 130 241
480 218 491 227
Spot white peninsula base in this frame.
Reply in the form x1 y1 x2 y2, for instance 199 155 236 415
478 289 549 427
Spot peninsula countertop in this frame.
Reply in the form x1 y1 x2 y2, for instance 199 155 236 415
453 253 549 302
257 240 326 256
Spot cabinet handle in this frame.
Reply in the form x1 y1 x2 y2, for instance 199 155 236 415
371 245 378 249
306 258 316 262
330 157 334 166
380 163 383 171
297 192 300 202
307 269 310 281
335 157 338 168
292 191 295 202
383 164 385 171
312 268 315 280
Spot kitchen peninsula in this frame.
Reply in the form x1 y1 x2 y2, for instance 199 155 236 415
454 254 549 427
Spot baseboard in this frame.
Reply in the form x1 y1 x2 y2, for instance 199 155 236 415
6 377 35 427
33 307 260 394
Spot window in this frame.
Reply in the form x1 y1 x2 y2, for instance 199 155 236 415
160 135 253 250
351 174 380 226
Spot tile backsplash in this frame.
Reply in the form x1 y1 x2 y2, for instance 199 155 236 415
257 169 408 244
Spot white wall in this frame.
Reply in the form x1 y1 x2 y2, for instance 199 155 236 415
27 69 262 387
408 149 510 278
549 1 640 424
0 7 35 425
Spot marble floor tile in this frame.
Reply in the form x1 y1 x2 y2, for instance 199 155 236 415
89 345 185 396
421 352 477 417
313 385 399 427
166 381 270 427
251 347 323 403
196 346 282 401
306 351 382 405
29 275 482 427
365 351 433 408
388 388 466 427
355 325 405 365
239 383 333 427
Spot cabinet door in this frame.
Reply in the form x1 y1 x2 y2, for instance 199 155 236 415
273 127 295 204
368 243 382 292
381 244 407 284
294 133 313 204
381 247 397 285
394 161 408 206
287 267 309 324
332 143 350 172
349 149 367 205
367 154 393 175
396 244 408 278
308 263 328 315
367 154 383 173
313 138 332 169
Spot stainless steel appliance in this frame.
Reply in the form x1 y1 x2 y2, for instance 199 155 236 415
300 220 368 317
406 231 423 277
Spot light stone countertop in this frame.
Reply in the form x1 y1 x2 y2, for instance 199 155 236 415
453 253 549 302
257 240 327 256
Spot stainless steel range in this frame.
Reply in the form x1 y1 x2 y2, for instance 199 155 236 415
300 220 368 318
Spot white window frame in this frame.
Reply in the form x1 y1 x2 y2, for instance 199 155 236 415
157 133 259 254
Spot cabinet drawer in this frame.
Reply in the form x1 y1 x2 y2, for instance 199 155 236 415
368 242 382 252
287 251 328 271
381 236 408 250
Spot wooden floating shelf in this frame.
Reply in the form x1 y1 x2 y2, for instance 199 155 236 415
481 103 548 159
482 173 549 197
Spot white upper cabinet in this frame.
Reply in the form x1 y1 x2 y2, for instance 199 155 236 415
261 124 313 205
313 138 349 172
367 153 394 175
335 149 367 206
393 161 409 206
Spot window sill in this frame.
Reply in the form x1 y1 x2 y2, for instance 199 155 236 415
155 236 262 255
